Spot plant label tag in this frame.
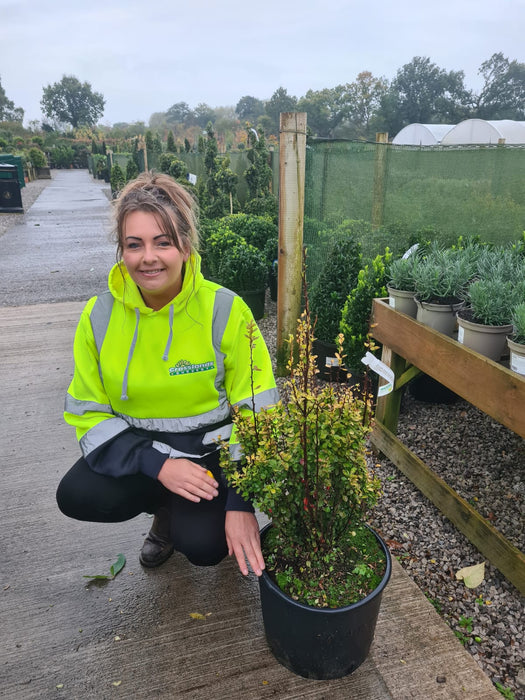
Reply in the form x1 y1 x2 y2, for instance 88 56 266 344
389 296 396 309
510 353 525 375
458 326 464 343
325 356 340 367
361 351 394 396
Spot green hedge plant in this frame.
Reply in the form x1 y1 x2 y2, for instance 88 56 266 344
217 240 268 293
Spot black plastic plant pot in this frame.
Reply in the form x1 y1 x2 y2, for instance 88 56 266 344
240 289 266 321
258 524 392 680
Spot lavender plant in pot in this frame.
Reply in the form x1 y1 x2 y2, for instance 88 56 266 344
387 249 421 318
508 302 525 375
456 277 523 361
220 279 391 680
412 244 474 337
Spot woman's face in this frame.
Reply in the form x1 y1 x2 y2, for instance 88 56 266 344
121 210 189 310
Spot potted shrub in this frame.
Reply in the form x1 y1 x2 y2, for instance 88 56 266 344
339 250 392 380
309 235 362 380
201 225 244 281
220 279 391 679
412 245 474 337
386 248 421 318
457 277 524 361
507 302 525 375
216 240 268 320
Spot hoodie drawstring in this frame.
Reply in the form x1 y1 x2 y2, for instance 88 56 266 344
162 304 174 361
121 307 140 401
121 304 174 400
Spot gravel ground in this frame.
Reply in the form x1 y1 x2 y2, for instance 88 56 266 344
0 175 52 239
4 176 523 697
258 296 524 700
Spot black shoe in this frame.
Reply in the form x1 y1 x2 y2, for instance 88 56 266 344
139 507 174 568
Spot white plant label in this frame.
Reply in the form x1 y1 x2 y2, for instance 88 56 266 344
458 326 465 343
361 352 395 396
389 296 396 309
511 353 525 375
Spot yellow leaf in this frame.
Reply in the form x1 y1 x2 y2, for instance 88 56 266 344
112 680 122 687
189 612 207 620
56 684 64 689
455 562 486 588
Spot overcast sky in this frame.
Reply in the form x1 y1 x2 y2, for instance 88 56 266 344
2 0 524 127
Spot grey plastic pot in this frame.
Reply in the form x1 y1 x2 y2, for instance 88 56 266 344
387 285 417 318
415 298 464 337
457 313 513 361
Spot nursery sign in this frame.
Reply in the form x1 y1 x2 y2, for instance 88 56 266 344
361 352 394 397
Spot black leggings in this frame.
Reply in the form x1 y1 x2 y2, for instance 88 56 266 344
56 452 228 567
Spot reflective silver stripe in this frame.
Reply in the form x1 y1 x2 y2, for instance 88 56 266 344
152 441 217 460
233 387 280 412
115 404 231 433
79 416 130 456
202 424 232 445
229 443 243 461
89 291 114 355
64 393 113 416
212 288 235 408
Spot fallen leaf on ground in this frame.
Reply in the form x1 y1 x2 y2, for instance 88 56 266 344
189 612 212 620
456 561 485 588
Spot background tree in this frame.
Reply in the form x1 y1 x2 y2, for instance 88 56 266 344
297 87 347 138
166 101 192 125
474 53 525 120
166 130 176 153
244 128 277 219
0 76 24 122
344 71 389 139
377 57 470 135
201 122 238 218
235 95 265 123
265 87 297 134
41 75 105 128
193 103 216 128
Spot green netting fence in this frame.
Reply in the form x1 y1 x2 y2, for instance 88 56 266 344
303 139 525 281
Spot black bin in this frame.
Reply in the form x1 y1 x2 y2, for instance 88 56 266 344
0 163 23 213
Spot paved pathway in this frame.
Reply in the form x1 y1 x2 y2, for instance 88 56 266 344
0 170 113 306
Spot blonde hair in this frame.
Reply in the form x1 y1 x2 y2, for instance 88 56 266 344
113 171 199 259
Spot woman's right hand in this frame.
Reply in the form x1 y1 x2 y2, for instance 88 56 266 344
157 458 219 502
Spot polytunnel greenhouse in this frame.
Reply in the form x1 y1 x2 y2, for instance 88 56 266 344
392 119 525 145
391 123 454 145
441 119 525 145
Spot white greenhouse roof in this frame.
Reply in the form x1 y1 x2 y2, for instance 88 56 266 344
392 123 455 145
441 119 525 145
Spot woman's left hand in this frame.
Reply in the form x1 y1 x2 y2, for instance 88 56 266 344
225 511 265 577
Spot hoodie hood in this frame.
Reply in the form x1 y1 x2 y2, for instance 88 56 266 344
108 251 204 314
106 252 204 400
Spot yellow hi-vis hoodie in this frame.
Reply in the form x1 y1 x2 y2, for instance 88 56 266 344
64 253 279 511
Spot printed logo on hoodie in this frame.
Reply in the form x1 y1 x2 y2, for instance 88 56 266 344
169 359 215 376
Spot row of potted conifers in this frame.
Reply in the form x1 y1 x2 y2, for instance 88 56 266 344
386 241 525 374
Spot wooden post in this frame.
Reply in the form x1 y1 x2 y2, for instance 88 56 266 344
276 112 307 375
371 132 388 229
